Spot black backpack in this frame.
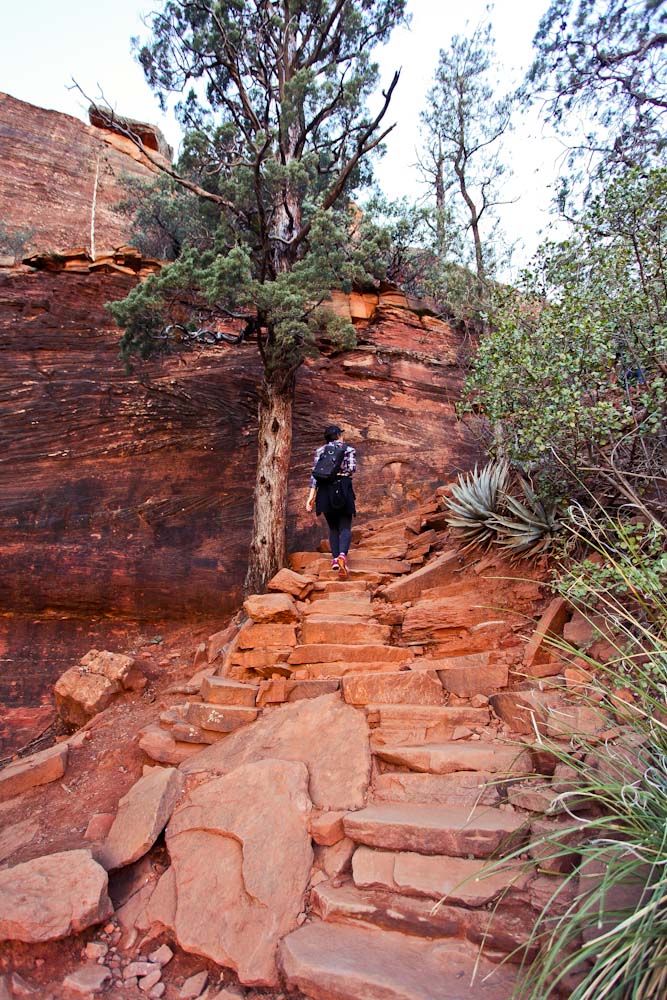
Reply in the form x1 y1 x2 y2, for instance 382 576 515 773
312 442 347 484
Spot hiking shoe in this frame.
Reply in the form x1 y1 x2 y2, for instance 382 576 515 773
337 554 349 579
331 559 340 572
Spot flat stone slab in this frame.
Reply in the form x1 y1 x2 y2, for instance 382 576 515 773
434 653 509 697
342 671 445 707
199 677 259 707
343 802 527 858
167 759 312 986
379 551 460 604
374 742 533 775
97 766 184 870
186 702 258 733
372 771 500 808
279 919 517 1000
181 694 370 810
289 644 412 665
0 850 112 942
352 846 528 904
300 619 391 646
309 880 535 957
367 706 489 747
0 743 67 802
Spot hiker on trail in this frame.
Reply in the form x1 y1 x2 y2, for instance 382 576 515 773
306 424 357 579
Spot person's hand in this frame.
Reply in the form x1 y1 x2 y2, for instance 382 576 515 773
306 496 314 512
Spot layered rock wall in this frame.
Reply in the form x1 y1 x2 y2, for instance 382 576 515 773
0 93 162 254
0 267 479 619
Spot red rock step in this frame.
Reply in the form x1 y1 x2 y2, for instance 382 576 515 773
308 881 536 961
351 845 528 905
185 702 258 733
301 598 372 619
288 644 412 666
374 741 533 775
309 580 370 597
372 770 501 807
342 670 445 706
367 705 489 747
200 676 259 706
289 551 412 576
300 618 391 646
279 920 518 1000
343 802 527 858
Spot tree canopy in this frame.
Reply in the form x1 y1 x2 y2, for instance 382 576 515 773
464 167 667 525
530 0 667 188
417 23 513 282
107 0 406 592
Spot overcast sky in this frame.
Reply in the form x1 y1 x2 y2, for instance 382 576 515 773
1 0 568 270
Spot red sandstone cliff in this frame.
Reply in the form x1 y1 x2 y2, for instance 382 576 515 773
0 93 166 254
0 267 479 618
0 98 481 752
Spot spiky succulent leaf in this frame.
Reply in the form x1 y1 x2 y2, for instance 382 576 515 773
490 479 561 561
445 461 509 553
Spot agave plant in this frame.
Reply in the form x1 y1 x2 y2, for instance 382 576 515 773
444 461 509 553
490 478 560 561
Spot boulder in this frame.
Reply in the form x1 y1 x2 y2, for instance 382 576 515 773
98 766 184 870
379 551 460 604
80 648 134 686
54 649 137 726
267 568 314 599
0 742 67 802
237 623 297 649
181 694 371 810
243 592 298 623
138 725 202 765
166 758 313 986
0 850 112 942
54 671 115 727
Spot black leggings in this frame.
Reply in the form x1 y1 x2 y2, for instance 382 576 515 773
324 512 352 559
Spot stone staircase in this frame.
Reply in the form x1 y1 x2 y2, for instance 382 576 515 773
136 499 591 998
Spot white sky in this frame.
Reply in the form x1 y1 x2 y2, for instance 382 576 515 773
0 0 569 272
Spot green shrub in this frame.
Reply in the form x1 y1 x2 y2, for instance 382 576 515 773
504 512 667 999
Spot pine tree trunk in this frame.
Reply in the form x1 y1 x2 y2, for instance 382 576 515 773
244 377 294 595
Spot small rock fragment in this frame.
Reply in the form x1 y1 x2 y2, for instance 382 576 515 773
62 964 111 995
139 969 162 991
179 970 209 999
124 962 158 979
10 973 39 997
85 941 109 961
148 944 174 966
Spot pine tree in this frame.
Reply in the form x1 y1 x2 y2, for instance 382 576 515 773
107 0 406 593
418 24 513 284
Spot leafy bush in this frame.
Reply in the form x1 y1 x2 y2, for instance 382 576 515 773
462 168 667 526
504 512 667 999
